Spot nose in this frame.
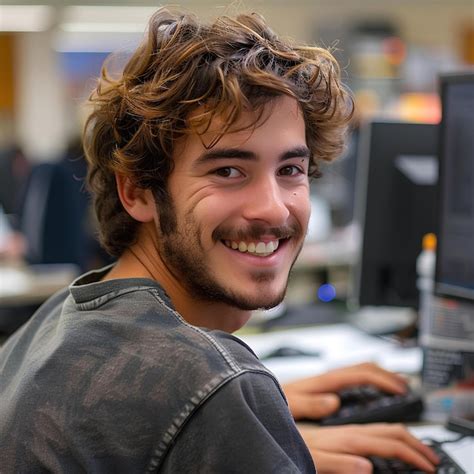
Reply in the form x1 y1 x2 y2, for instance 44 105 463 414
241 176 291 226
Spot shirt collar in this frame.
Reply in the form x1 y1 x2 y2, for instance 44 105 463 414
69 264 174 309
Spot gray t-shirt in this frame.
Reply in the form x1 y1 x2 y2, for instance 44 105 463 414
0 266 315 473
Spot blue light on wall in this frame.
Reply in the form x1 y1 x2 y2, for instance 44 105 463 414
317 284 336 303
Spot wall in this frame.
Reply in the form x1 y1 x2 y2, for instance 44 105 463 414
7 1 474 161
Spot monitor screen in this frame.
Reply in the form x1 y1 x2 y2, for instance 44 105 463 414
354 120 438 308
435 72 474 302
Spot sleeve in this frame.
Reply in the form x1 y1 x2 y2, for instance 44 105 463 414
160 371 316 474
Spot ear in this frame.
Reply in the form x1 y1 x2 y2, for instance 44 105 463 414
116 174 155 223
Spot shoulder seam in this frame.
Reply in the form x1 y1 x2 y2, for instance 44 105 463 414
149 289 241 373
145 368 284 473
74 285 158 311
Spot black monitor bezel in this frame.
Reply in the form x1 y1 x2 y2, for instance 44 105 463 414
434 71 474 302
352 119 438 309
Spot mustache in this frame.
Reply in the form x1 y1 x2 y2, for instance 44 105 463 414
213 222 303 242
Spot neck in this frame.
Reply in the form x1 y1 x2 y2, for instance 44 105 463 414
103 235 252 333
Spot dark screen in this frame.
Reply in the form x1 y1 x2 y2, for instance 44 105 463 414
435 73 474 302
355 121 438 308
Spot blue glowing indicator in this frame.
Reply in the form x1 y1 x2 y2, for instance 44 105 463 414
317 284 336 302
441 397 453 410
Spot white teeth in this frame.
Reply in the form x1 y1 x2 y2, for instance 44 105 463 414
238 242 247 252
225 239 280 256
268 240 279 252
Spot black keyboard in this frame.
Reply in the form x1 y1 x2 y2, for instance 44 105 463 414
319 385 424 426
370 442 465 473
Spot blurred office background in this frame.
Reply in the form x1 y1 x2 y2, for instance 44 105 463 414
0 1 473 330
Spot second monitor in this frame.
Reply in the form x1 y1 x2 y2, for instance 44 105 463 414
353 120 438 310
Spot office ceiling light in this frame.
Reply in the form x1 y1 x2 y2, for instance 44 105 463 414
60 22 146 34
60 6 156 34
53 30 141 53
0 5 55 32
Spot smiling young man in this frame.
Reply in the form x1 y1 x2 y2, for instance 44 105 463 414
107 95 311 333
0 7 439 474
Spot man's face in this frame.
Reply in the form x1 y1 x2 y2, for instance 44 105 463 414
156 96 311 310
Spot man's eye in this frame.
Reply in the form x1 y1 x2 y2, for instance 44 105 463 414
279 165 304 177
214 167 242 178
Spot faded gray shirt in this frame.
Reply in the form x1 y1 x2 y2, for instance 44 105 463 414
0 266 315 473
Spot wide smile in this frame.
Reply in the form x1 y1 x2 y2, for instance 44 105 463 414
221 238 287 258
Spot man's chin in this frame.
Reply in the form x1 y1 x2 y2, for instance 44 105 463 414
227 291 286 311
220 274 289 310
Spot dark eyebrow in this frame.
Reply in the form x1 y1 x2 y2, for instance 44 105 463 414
281 146 311 161
195 149 256 164
194 146 311 166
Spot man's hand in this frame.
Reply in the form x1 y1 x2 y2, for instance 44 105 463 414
282 362 408 420
298 423 440 474
283 363 439 472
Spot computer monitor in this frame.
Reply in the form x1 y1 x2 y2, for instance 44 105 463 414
420 73 474 423
434 72 474 302
353 120 438 309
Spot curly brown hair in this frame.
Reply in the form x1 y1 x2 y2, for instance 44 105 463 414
83 7 354 257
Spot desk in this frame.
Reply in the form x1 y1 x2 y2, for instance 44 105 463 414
239 323 423 383
239 324 473 472
408 425 474 472
0 263 79 306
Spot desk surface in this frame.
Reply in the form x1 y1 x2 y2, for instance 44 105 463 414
408 425 473 472
239 323 423 383
0 263 79 306
240 324 473 472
